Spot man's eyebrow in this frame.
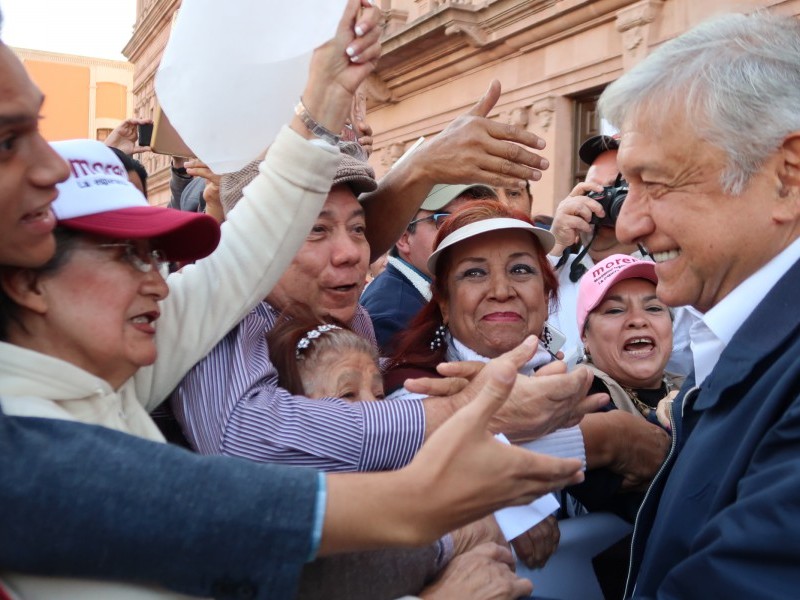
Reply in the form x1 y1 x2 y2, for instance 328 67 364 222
0 94 45 129
0 112 38 128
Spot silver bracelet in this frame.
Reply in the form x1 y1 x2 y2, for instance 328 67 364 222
294 99 340 146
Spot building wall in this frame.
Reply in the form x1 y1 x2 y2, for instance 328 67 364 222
124 0 182 207
13 48 134 143
124 0 798 212
367 0 793 217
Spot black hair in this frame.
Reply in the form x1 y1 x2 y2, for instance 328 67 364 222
109 147 149 197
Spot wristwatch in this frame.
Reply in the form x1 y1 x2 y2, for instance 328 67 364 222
294 99 340 146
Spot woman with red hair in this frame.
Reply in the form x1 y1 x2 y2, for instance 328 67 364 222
384 201 670 583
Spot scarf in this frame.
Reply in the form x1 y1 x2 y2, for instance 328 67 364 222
445 333 553 374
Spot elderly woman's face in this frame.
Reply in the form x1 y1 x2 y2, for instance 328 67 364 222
440 229 548 358
581 278 672 389
21 237 169 388
301 348 384 402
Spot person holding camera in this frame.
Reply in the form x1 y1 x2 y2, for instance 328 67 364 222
547 135 693 375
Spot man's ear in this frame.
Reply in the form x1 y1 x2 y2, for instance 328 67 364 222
395 229 412 258
776 132 800 222
0 269 49 315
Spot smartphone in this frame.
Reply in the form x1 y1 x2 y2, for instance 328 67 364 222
137 123 154 147
541 323 567 358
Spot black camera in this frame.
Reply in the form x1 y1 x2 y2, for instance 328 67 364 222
588 176 628 227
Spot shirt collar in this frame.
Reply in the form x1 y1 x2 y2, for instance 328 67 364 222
703 236 800 346
691 236 800 384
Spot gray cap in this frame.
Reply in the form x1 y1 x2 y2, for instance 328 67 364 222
220 143 376 215
420 183 497 211
331 151 377 196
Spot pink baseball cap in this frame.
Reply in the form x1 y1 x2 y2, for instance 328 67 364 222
50 139 220 263
576 253 658 333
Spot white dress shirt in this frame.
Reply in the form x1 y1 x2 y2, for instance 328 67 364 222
690 236 800 386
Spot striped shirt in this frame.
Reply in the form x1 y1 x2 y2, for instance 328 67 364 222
171 302 426 472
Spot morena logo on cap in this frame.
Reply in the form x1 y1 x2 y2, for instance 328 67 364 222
589 255 638 284
67 159 126 179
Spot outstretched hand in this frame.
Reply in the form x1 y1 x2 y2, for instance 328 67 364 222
411 79 550 190
433 350 608 443
319 337 584 555
400 337 585 538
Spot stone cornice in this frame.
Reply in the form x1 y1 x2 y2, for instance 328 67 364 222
371 0 636 107
12 47 133 70
123 0 181 62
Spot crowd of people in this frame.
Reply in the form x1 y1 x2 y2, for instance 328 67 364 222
0 2 799 599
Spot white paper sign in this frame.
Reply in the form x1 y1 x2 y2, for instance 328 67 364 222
493 433 561 541
155 0 347 173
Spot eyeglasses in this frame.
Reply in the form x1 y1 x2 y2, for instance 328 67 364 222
96 242 170 278
408 212 451 229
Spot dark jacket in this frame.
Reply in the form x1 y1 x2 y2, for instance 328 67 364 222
360 260 429 353
0 412 317 599
627 258 800 599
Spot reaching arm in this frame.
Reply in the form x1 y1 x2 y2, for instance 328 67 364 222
361 80 551 261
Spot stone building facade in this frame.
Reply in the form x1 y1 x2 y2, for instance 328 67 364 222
124 0 793 211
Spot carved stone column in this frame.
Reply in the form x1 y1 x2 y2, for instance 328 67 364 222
615 0 666 70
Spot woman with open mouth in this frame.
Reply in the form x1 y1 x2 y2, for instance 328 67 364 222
576 253 684 426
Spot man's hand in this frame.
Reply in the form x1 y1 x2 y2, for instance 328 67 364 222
433 352 609 443
411 79 549 190
581 411 671 491
320 338 584 554
420 543 533 600
549 181 607 256
104 118 152 155
451 516 507 557
512 515 560 569
402 337 585 537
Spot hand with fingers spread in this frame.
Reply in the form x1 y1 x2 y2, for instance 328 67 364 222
512 515 560 569
432 356 609 443
321 337 584 554
419 543 533 600
104 117 153 155
413 79 549 190
358 79 551 259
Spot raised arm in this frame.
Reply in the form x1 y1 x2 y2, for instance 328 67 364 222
362 80 550 260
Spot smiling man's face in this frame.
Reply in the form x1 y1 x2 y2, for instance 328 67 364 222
0 43 70 267
615 113 788 312
267 185 370 323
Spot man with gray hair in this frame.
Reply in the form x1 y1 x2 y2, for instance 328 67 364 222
599 12 800 598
